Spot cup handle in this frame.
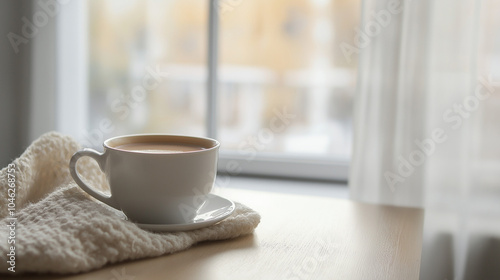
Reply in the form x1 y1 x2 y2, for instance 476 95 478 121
69 148 120 210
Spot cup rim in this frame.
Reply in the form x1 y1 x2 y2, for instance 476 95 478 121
103 134 220 154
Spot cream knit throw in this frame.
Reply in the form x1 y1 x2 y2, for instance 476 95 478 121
0 132 260 274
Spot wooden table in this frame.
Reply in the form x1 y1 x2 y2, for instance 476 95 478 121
9 188 424 280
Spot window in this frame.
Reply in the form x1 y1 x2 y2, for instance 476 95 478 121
86 0 360 181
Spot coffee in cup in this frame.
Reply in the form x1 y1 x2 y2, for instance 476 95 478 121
115 142 206 153
69 134 220 224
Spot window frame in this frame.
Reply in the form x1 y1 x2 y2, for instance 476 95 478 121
51 0 349 182
206 1 349 182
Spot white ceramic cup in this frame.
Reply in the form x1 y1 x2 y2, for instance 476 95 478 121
69 134 220 224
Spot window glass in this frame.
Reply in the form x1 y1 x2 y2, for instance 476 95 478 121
218 0 359 160
88 0 360 162
88 0 207 142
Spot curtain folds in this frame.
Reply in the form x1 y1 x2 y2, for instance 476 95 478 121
350 0 500 279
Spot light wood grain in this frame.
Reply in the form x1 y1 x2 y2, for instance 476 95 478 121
7 188 424 280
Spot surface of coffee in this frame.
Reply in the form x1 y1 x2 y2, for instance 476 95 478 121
115 142 206 153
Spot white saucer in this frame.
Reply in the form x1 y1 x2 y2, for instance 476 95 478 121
135 194 235 232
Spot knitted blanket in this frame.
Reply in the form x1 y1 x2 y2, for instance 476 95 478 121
0 132 260 274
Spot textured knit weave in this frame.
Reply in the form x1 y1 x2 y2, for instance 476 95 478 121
0 132 260 274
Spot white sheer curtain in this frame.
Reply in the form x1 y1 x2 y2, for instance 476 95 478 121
349 0 500 279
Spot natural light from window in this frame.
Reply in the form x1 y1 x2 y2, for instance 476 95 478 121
87 0 360 172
